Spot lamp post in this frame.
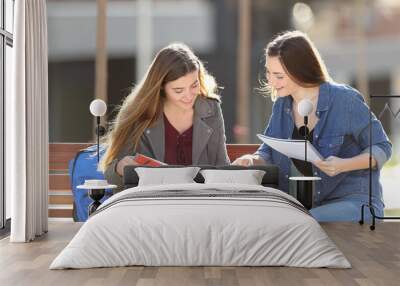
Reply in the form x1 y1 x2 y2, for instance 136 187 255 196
89 99 107 163
81 99 109 216
290 99 321 210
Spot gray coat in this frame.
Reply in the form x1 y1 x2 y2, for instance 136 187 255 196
104 96 230 189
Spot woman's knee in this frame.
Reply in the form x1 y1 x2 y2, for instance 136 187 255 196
310 200 360 222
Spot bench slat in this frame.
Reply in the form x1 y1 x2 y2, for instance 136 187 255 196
49 209 73 218
49 174 70 190
49 195 73 205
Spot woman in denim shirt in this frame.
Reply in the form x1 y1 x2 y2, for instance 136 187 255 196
234 31 392 222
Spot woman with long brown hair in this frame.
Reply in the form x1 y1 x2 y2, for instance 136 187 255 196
101 43 229 188
234 31 392 222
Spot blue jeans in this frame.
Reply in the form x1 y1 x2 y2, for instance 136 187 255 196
310 197 384 222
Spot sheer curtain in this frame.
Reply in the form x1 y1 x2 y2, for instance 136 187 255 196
7 0 48 242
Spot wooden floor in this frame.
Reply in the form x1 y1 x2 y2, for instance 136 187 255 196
0 222 399 286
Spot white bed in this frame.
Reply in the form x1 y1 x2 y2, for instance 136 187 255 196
50 183 351 269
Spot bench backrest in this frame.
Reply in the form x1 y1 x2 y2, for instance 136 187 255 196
48 143 260 219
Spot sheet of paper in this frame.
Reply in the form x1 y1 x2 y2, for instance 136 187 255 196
257 134 324 162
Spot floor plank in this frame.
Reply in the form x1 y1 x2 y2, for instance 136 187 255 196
0 222 399 286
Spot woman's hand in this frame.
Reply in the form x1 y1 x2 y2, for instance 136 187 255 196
116 156 139 176
232 154 255 166
313 156 348 177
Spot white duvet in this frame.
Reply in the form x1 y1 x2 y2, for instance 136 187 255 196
50 183 351 269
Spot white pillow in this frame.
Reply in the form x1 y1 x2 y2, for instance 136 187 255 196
200 169 266 185
135 167 200 186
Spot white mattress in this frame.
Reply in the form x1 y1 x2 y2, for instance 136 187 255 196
50 183 351 269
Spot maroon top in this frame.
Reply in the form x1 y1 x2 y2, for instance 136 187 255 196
164 115 193 165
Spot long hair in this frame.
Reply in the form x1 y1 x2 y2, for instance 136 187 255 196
264 30 331 100
100 43 219 171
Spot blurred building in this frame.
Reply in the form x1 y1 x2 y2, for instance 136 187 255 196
48 0 400 146
47 0 400 208
48 0 237 142
301 0 400 161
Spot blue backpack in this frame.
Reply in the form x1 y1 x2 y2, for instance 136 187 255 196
68 145 114 221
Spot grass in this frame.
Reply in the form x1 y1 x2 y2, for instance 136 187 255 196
384 208 400 216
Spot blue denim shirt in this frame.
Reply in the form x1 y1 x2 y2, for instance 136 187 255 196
255 82 392 209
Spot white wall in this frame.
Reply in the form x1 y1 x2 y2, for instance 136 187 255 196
5 44 13 220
